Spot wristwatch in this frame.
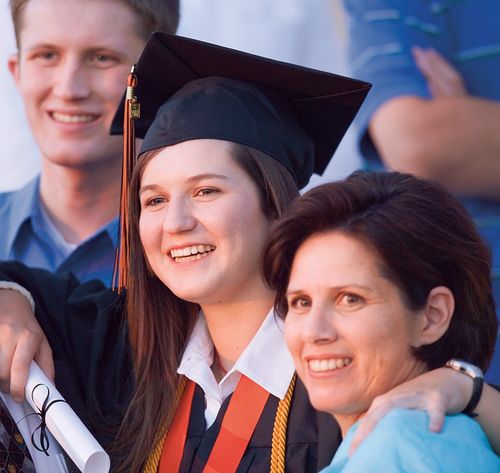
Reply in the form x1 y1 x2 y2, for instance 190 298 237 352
445 359 484 416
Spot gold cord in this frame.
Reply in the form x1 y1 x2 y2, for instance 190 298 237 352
143 373 297 473
143 376 187 473
270 373 297 473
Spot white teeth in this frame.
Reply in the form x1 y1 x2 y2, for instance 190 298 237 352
308 358 352 372
52 112 96 123
170 244 215 259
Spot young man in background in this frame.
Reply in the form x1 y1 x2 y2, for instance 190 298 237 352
0 0 178 286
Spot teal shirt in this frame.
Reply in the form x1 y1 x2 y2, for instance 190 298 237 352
322 408 500 472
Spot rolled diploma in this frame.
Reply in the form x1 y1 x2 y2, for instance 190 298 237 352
25 361 110 473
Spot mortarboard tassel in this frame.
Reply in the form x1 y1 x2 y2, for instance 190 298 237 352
113 66 140 292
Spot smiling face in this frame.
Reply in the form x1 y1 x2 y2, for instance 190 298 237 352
285 231 428 427
9 0 145 170
138 139 272 307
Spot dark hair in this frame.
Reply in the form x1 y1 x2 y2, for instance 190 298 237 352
264 171 497 372
114 142 299 472
10 0 179 47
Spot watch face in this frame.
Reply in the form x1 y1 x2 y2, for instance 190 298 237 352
446 359 483 379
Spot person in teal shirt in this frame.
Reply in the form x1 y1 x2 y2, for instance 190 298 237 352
265 171 500 472
325 408 498 472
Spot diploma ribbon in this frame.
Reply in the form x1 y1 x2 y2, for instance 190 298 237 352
30 383 67 456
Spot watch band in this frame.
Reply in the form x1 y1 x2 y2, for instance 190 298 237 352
445 359 484 417
462 376 483 417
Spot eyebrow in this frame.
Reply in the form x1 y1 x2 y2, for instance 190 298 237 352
285 289 303 297
22 42 58 53
139 173 228 195
286 284 374 297
185 173 228 183
24 43 127 56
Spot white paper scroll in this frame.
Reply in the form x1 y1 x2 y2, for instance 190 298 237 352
25 362 110 473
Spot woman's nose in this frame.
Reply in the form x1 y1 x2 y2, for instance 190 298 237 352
302 305 338 344
162 198 197 234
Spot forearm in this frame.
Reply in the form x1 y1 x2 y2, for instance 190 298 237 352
370 95 500 198
475 384 500 454
352 367 500 456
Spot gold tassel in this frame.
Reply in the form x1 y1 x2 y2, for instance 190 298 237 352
113 65 140 292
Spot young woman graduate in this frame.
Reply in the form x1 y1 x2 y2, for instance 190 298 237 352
0 33 369 473
0 34 498 473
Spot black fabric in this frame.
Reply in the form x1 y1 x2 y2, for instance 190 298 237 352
0 262 341 471
111 32 371 188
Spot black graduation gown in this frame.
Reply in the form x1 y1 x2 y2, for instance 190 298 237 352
0 262 341 472
181 381 340 473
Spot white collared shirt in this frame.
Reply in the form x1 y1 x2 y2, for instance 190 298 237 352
0 392 68 473
177 309 295 428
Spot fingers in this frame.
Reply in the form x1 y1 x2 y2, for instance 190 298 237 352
0 324 17 393
427 408 445 433
36 337 55 383
350 368 473 456
349 388 449 456
0 290 52 402
0 338 16 393
412 46 467 97
10 330 48 402
414 389 447 433
349 401 392 456
350 404 445 457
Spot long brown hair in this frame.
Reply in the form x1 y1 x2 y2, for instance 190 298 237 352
114 142 299 472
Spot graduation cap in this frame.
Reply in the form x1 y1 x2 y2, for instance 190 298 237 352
112 32 371 290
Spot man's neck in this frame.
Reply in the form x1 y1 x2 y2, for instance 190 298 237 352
39 160 121 244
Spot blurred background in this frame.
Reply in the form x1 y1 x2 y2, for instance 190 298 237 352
0 0 360 192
